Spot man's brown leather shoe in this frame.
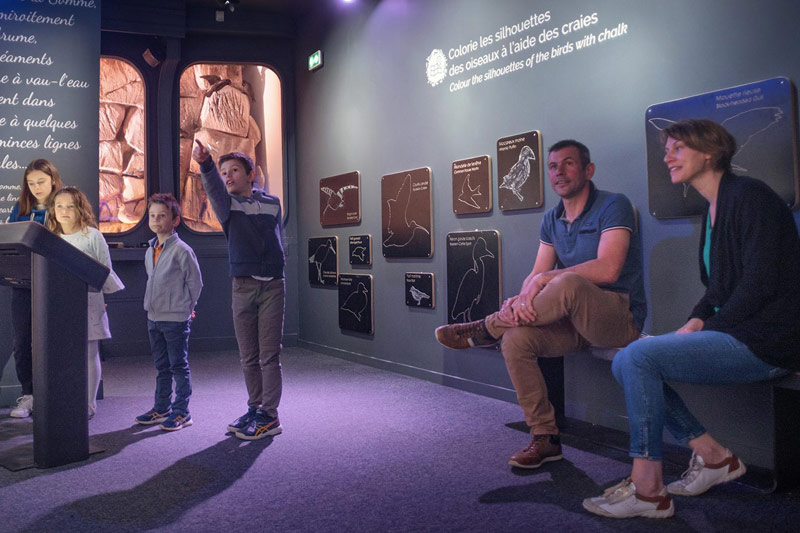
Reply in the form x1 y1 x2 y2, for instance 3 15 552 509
509 434 563 469
434 320 496 349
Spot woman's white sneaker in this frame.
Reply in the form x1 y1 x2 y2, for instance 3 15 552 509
667 450 746 496
583 478 674 519
9 395 33 418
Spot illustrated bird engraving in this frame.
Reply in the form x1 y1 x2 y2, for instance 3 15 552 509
451 237 495 323
499 145 535 202
383 173 430 248
409 285 431 306
457 173 482 210
649 106 784 196
321 184 359 217
351 246 367 262
341 282 369 321
309 239 336 283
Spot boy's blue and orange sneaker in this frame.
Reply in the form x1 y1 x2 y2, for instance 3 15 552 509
160 412 193 431
135 408 171 425
227 406 258 433
234 410 282 440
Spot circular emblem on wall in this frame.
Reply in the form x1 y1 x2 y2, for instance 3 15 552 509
425 49 447 87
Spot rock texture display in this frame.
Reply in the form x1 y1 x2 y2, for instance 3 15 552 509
98 58 146 233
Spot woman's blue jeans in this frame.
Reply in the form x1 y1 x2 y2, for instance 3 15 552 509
611 331 788 461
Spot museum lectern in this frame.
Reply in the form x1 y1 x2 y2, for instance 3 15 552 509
0 221 109 468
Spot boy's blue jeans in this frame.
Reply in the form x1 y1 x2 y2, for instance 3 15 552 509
611 331 788 461
148 319 192 415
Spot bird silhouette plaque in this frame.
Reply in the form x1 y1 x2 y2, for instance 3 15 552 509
446 230 501 325
405 272 434 308
381 167 433 258
452 155 492 214
349 234 372 266
497 131 543 211
308 236 338 286
646 77 798 218
338 273 373 334
320 171 361 227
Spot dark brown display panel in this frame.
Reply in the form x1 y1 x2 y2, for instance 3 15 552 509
446 230 501 325
320 171 361 227
349 234 372 265
308 236 338 286
381 167 433 258
497 131 543 211
338 273 373 334
405 272 434 308
646 77 798 218
452 155 492 214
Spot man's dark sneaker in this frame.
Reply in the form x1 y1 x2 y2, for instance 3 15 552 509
509 434 563 469
434 320 496 349
234 410 282 441
160 413 193 431
135 408 171 426
227 407 258 433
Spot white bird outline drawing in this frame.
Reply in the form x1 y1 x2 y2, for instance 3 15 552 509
409 285 431 306
340 282 369 321
450 237 495 323
499 145 535 202
649 106 784 197
309 239 336 283
457 173 482 210
321 184 359 217
351 246 367 262
383 173 431 248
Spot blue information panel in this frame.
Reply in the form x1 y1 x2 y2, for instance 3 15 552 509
645 77 798 218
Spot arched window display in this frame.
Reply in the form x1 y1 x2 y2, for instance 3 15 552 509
179 63 284 232
98 57 147 234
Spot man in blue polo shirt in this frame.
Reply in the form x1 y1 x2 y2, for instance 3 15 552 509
436 139 646 469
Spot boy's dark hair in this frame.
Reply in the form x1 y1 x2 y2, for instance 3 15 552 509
548 139 591 168
148 192 181 219
662 119 737 172
219 152 255 175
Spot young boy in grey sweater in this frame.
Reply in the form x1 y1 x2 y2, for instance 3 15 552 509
135 193 203 431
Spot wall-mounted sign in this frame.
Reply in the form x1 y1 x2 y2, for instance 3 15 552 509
446 230 501 325
452 155 492 214
308 236 338 286
338 273 373 334
381 167 433 258
349 234 372 266
308 50 323 71
405 272 434 308
320 171 360 227
646 77 798 218
497 131 543 211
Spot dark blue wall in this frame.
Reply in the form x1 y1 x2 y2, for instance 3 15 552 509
293 0 800 467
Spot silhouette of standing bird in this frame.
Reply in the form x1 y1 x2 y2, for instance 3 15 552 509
409 286 431 305
451 237 495 323
499 145 535 202
341 282 369 321
309 239 336 283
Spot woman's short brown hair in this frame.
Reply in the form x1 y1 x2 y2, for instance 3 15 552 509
662 119 737 172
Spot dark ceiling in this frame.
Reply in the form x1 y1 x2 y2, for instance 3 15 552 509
183 0 320 17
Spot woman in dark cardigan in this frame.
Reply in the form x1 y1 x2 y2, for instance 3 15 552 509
584 119 800 519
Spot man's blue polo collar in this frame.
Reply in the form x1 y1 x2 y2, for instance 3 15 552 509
556 181 598 222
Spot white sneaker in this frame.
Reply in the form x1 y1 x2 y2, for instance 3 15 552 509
583 478 674 519
667 450 746 496
9 395 33 418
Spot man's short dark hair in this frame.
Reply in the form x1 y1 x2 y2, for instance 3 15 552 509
548 139 591 168
148 192 181 219
219 152 255 175
662 119 737 172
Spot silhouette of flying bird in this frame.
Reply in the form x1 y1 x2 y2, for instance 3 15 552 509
451 237 495 323
383 174 430 248
309 239 336 283
321 184 359 216
409 286 431 305
341 282 369 321
458 173 482 209
351 246 367 262
499 145 535 202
